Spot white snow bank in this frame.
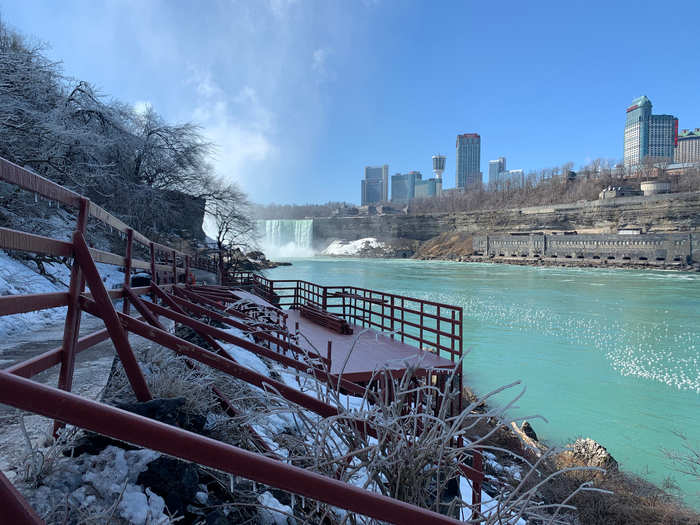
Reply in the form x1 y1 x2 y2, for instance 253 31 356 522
258 491 294 525
321 238 384 256
23 445 170 525
0 250 125 341
459 476 526 524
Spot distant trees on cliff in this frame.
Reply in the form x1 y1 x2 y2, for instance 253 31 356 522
251 201 352 219
408 162 700 214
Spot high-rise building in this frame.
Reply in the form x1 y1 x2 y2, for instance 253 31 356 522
488 157 506 185
391 171 422 202
624 96 678 167
456 133 481 189
361 164 389 205
414 177 440 199
488 157 524 187
675 129 700 163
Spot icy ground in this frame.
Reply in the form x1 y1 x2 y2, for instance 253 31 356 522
321 238 385 256
0 250 125 352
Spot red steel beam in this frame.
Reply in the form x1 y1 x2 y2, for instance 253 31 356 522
123 286 163 329
150 283 229 356
165 291 306 357
140 298 366 397
0 371 462 525
0 469 44 525
142 297 325 374
131 291 276 458
73 231 151 402
79 296 347 421
0 292 69 317
0 226 73 257
4 320 142 379
0 156 81 208
175 287 251 322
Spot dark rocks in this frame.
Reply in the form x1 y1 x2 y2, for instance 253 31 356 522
204 510 231 525
118 397 207 434
66 398 206 458
65 433 138 457
521 420 538 442
137 457 199 517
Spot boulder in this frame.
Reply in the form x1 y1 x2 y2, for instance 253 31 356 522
570 438 618 472
521 420 538 442
137 457 199 517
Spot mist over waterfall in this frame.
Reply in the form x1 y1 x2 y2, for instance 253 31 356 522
257 219 314 258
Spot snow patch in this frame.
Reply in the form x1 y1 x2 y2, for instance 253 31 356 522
322 238 384 256
258 491 294 525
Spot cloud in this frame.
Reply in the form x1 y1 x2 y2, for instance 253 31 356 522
187 69 278 191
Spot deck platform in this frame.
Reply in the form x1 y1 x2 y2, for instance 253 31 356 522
285 309 456 382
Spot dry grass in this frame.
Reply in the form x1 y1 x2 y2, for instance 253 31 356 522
98 322 700 524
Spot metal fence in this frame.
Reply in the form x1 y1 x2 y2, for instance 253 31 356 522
0 156 481 524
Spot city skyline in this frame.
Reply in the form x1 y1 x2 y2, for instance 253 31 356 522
3 2 700 204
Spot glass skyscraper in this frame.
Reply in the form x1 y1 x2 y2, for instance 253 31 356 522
624 96 678 167
456 133 481 189
391 171 422 202
361 165 389 205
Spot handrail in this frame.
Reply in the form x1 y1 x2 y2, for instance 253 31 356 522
0 154 477 521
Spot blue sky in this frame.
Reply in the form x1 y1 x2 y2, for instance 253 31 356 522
3 0 699 204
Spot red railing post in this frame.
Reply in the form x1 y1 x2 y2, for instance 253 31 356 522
149 242 157 286
73 232 151 402
54 197 89 434
185 255 191 285
0 470 43 525
327 340 332 372
123 228 133 315
172 249 177 284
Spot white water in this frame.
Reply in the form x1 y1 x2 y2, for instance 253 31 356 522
257 219 315 258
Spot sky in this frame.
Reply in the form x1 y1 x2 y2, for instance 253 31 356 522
2 0 700 205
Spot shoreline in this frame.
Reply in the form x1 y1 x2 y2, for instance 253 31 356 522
414 254 700 272
316 252 700 272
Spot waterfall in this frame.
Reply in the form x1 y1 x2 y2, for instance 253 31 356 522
257 219 314 258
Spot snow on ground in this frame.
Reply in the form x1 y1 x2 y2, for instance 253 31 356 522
321 238 384 256
24 445 169 525
219 325 520 522
258 491 294 525
0 250 126 342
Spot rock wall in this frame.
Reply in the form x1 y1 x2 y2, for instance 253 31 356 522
312 191 700 248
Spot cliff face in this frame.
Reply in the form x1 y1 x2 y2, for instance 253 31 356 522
312 191 700 248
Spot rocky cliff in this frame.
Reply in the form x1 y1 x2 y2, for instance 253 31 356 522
312 191 700 249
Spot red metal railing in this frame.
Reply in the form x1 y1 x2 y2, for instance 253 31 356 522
0 156 481 522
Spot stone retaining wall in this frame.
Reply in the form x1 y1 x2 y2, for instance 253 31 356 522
472 233 695 264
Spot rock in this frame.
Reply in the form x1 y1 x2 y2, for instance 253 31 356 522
67 398 206 457
521 420 538 442
118 397 207 434
205 509 231 525
570 438 618 472
136 457 199 517
65 433 138 457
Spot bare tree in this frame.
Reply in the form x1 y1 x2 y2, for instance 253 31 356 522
206 179 255 280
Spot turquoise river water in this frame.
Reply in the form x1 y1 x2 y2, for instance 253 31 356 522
263 258 700 508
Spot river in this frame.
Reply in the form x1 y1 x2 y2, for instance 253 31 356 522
262 257 700 508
